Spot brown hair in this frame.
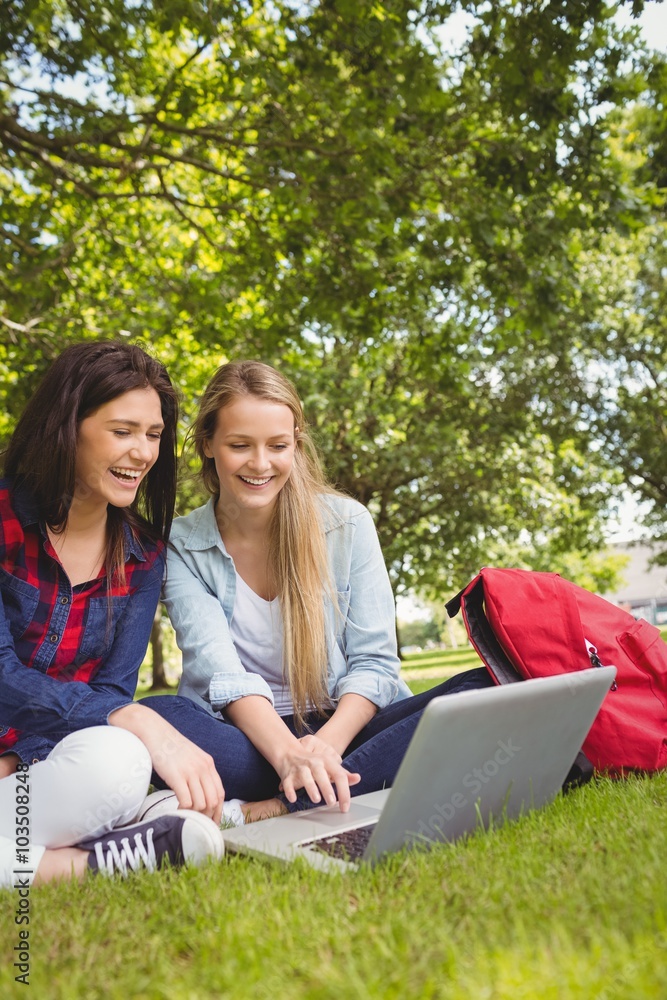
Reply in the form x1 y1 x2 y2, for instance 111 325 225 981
190 360 341 727
4 340 178 584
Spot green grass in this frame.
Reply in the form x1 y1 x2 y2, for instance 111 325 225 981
401 628 667 680
407 677 455 695
1 773 665 999
401 648 481 671
6 638 665 998
400 647 482 693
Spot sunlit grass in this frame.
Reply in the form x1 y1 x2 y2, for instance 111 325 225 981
2 772 665 999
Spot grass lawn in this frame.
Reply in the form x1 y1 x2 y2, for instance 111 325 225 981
400 649 482 671
2 771 666 998
4 651 666 999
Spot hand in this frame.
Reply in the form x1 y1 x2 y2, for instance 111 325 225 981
223 695 361 812
297 733 342 764
147 725 225 826
0 753 20 779
109 704 224 825
277 744 361 813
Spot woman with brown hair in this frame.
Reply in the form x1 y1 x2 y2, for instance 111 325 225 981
0 341 223 886
144 360 489 823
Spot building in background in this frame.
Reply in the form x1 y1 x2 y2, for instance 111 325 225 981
603 543 667 626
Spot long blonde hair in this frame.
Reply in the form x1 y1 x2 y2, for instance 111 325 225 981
190 361 341 728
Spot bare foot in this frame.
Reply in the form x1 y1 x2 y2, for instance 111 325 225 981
242 798 289 823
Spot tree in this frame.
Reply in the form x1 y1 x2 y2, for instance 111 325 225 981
147 607 170 690
586 57 667 557
1 0 661 609
1 1 652 351
551 223 667 563
521 58 667 562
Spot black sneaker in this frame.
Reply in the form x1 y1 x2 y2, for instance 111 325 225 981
78 811 224 877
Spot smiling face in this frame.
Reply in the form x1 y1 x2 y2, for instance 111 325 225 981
74 387 164 511
203 396 296 517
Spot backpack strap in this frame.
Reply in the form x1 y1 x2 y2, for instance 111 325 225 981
562 750 594 791
446 576 523 685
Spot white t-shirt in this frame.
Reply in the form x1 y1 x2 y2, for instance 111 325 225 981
229 573 294 716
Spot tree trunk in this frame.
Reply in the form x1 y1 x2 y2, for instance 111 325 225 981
149 607 171 690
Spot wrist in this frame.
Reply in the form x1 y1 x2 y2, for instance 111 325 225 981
225 696 301 772
108 702 144 730
272 734 305 775
107 701 145 726
108 702 166 745
315 722 348 757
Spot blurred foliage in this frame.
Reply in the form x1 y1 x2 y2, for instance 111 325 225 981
1 0 664 595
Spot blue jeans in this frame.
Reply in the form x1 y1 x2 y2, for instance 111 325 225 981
141 667 492 809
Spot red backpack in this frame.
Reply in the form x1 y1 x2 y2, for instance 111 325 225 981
446 567 667 774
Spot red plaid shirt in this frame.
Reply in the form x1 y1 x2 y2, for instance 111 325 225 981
0 480 165 762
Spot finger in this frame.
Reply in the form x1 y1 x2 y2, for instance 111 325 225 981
169 775 193 812
334 773 351 812
280 775 297 803
184 776 207 815
169 761 222 822
212 775 225 826
308 762 338 806
333 767 361 812
199 755 224 821
199 767 224 824
291 758 334 805
300 768 323 804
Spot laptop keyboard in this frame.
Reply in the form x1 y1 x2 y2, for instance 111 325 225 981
300 823 376 862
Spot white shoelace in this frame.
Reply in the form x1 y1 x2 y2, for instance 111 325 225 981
94 828 158 876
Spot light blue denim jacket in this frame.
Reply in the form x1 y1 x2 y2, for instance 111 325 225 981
163 494 411 717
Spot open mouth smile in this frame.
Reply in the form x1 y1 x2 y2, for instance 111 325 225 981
110 466 143 484
239 475 273 486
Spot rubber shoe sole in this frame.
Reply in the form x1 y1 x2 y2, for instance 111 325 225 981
175 810 225 865
137 789 180 822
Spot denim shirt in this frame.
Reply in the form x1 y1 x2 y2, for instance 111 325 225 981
163 494 411 716
0 479 165 763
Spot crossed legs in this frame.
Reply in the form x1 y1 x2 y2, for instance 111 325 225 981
143 668 493 817
0 727 151 887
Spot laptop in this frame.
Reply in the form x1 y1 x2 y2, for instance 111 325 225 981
223 667 616 872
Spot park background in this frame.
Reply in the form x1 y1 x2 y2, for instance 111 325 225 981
1 1 666 997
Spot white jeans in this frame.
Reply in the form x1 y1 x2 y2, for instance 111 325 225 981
0 727 151 888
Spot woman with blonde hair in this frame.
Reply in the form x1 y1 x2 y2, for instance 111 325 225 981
143 361 489 821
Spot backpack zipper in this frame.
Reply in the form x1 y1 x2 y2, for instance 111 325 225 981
584 639 618 690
